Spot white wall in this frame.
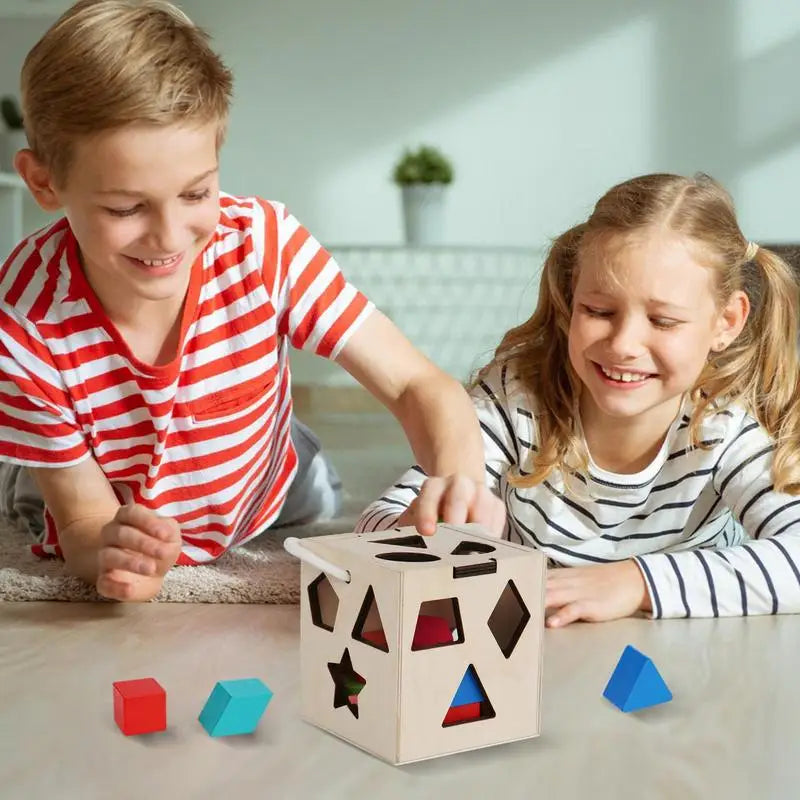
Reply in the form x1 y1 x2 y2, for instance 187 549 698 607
186 0 800 248
2 0 799 247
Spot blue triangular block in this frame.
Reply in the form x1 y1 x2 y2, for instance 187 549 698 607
451 665 485 707
603 645 672 712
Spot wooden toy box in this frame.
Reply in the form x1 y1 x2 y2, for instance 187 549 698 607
294 523 546 764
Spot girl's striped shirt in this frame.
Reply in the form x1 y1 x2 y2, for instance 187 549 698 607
357 365 800 619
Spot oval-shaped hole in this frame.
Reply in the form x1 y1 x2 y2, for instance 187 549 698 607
375 552 441 563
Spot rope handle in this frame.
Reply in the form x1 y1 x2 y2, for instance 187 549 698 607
283 537 351 583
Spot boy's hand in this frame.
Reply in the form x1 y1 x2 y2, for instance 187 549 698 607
96 504 182 601
545 560 652 628
395 474 506 538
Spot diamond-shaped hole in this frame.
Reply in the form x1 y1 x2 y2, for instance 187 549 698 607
308 573 339 632
451 540 496 555
371 534 428 548
352 585 389 652
487 579 530 658
411 598 464 651
442 664 496 727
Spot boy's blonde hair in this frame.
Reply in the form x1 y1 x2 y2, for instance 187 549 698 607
482 173 800 494
20 0 233 186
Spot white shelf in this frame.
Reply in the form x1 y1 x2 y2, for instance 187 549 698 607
0 172 23 188
0 172 25 261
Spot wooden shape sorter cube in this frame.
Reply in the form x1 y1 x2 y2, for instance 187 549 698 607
296 523 546 764
113 678 167 736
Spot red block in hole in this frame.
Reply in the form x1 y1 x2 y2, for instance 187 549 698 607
363 615 453 650
443 702 481 725
113 678 167 735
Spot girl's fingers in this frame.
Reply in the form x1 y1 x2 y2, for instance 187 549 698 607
546 602 584 628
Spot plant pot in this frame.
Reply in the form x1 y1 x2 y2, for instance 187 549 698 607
0 129 27 173
401 184 447 246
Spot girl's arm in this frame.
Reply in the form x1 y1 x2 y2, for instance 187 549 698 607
635 419 800 618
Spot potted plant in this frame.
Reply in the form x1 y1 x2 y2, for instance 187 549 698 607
1 96 27 173
392 145 454 246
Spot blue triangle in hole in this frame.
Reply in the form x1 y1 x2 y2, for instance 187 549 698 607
450 665 486 707
603 645 672 713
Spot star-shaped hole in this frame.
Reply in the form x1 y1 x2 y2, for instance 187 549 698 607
327 648 366 719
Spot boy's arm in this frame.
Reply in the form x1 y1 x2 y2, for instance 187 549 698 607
336 310 484 482
355 361 519 536
29 459 168 601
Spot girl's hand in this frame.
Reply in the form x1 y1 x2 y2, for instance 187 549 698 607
545 560 652 628
394 474 506 538
96 504 182 601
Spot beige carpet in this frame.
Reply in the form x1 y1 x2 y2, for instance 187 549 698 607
0 513 360 603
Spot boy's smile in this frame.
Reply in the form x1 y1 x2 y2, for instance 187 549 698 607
43 121 221 325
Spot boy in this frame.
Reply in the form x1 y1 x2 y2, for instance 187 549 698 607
0 0 501 601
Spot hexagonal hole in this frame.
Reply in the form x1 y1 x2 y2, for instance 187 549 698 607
487 579 530 658
308 572 339 632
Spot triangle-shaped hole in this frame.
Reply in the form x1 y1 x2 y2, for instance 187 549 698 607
442 664 496 727
308 572 339 632
371 534 428 549
451 540 496 555
411 598 464 651
352 585 389 652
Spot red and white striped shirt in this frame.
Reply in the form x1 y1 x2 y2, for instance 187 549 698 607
0 195 373 564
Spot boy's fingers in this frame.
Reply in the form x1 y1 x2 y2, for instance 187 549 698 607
467 487 506 536
98 546 157 577
102 524 168 558
96 570 135 601
440 475 477 525
415 478 447 533
115 504 179 542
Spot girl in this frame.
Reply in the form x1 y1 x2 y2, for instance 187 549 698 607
357 173 800 626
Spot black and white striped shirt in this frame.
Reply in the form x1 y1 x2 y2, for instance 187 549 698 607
357 365 800 619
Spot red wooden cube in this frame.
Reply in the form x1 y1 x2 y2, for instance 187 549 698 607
113 678 167 735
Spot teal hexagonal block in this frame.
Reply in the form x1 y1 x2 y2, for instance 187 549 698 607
199 678 273 736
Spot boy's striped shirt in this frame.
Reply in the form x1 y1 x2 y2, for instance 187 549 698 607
0 195 373 564
357 365 800 619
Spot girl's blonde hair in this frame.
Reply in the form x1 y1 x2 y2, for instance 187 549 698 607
20 0 233 186
481 173 800 494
